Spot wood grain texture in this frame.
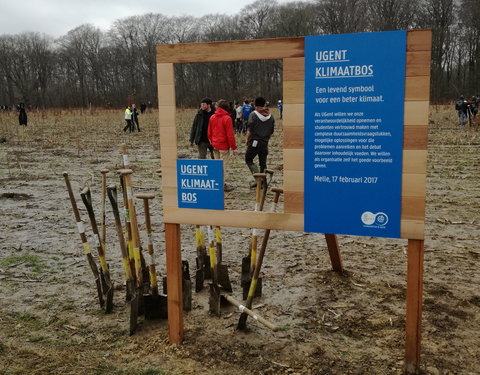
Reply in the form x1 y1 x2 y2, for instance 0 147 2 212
282 104 304 126
284 191 304 214
405 76 430 101
157 63 175 85
284 149 304 171
404 101 429 126
165 223 184 344
401 196 426 221
283 80 304 104
404 239 424 372
283 126 304 148
156 37 304 63
406 29 432 52
283 57 305 81
164 207 304 231
403 126 428 150
402 150 427 174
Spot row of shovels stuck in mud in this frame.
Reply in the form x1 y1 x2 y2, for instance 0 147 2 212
64 144 281 334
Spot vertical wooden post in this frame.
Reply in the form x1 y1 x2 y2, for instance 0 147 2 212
404 239 424 374
324 233 343 272
165 223 184 344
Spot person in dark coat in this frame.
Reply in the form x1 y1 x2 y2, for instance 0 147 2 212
18 103 27 126
189 97 215 159
131 103 140 131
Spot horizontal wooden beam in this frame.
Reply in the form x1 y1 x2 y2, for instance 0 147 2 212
156 37 304 63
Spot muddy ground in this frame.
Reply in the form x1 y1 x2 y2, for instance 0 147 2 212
0 107 479 375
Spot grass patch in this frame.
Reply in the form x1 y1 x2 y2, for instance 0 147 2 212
0 254 47 274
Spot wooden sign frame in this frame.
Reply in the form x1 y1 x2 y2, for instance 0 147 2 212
156 30 431 374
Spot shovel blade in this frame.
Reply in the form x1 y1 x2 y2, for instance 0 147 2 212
195 267 204 292
104 284 114 313
242 277 262 300
183 279 192 311
208 283 221 316
144 294 168 319
129 289 140 335
241 255 251 286
237 311 249 330
217 264 232 293
203 254 211 279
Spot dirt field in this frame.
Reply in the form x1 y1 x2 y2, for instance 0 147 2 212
0 106 479 375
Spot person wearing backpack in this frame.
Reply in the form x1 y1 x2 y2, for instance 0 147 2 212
245 97 275 186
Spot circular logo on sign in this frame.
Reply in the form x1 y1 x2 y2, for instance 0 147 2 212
375 212 389 226
361 211 376 225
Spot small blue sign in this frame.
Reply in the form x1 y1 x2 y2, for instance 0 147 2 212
177 159 224 210
304 31 407 238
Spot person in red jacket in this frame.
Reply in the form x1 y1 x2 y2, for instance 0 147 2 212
208 99 237 192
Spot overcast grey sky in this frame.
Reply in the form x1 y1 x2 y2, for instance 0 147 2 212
1 0 292 37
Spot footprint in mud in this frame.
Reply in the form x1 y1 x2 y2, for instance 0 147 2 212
0 192 32 200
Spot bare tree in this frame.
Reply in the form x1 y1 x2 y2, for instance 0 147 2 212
365 0 420 31
316 0 369 34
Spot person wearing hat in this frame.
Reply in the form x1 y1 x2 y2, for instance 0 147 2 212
245 96 275 182
190 97 215 158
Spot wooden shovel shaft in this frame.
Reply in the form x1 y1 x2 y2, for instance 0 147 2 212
208 226 218 285
140 197 159 294
119 171 143 286
63 172 104 307
224 295 277 331
100 169 109 245
250 173 267 275
80 187 109 274
120 175 135 280
107 186 133 281
239 189 283 329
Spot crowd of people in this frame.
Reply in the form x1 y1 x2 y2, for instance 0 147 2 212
189 97 281 192
455 95 479 129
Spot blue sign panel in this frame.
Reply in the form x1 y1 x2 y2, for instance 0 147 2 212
177 159 224 210
304 31 407 238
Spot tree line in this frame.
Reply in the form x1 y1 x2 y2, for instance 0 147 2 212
0 0 478 109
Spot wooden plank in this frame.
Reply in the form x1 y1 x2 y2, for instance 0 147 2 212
283 57 305 81
283 81 304 104
158 84 176 107
401 196 426 221
164 207 304 231
402 173 426 197
324 234 343 272
403 125 428 150
404 101 429 126
284 126 304 148
284 170 304 191
159 126 178 144
162 187 178 207
161 166 178 187
284 149 304 171
165 223 184 344
284 191 304 214
402 150 427 174
282 104 304 126
405 76 430 101
160 146 178 169
404 239 424 373
156 37 305 63
407 29 432 52
401 219 425 240
406 51 431 77
157 63 175 85
158 106 176 127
